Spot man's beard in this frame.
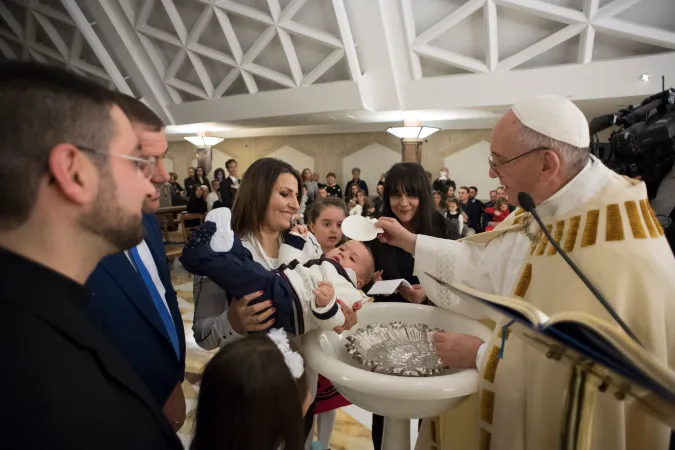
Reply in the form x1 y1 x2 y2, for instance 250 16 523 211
79 173 145 252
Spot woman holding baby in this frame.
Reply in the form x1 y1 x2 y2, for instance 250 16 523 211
190 158 360 444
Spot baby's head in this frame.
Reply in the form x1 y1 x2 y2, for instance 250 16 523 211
192 330 309 450
325 240 375 289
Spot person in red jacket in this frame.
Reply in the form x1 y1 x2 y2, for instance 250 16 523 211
483 198 510 232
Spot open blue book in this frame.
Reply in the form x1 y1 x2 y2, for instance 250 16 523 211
424 272 675 428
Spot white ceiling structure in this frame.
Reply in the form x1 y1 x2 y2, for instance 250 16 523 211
0 0 674 139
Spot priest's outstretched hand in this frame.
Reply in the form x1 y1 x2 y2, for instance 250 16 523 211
375 217 417 254
433 332 484 369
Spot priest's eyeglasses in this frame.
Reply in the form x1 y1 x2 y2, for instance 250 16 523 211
77 145 157 179
488 146 549 174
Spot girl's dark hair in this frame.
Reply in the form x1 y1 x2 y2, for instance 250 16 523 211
382 162 458 239
231 158 302 236
307 197 348 225
301 168 312 181
213 168 225 182
446 197 460 207
191 333 308 450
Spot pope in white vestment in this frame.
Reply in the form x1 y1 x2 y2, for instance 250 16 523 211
377 96 675 450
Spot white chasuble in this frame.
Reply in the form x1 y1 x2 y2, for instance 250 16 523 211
413 157 675 450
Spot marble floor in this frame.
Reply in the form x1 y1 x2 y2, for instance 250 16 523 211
171 263 375 450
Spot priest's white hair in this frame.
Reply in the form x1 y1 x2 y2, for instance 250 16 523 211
518 124 590 175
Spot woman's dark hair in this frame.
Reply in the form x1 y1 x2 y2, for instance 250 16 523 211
301 168 312 181
191 333 309 450
383 162 458 239
231 158 301 236
213 168 225 182
307 197 348 225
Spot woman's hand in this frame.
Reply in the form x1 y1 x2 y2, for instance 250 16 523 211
333 300 361 334
375 217 417 255
398 284 427 304
227 291 276 333
433 332 484 369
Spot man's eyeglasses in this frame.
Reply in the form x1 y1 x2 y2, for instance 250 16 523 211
488 146 548 174
78 145 157 179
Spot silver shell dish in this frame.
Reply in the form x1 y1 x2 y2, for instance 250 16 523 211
345 322 448 377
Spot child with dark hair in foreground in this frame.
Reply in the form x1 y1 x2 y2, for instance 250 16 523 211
191 330 310 450
181 208 373 335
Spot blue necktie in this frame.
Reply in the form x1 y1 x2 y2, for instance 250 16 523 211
129 246 180 359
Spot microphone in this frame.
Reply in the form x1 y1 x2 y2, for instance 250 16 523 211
517 192 642 345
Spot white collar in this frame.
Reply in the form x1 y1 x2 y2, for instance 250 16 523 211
345 267 358 286
535 155 597 219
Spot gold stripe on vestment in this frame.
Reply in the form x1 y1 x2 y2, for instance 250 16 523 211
480 319 497 331
547 220 566 255
605 204 625 242
514 208 526 217
481 389 496 425
563 215 581 252
581 210 600 247
640 199 659 238
513 215 524 225
513 263 532 298
535 225 552 256
648 203 665 236
624 200 647 239
479 428 492 450
483 345 501 383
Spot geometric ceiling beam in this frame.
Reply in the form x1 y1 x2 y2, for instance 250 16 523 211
415 0 484 45
241 26 276 66
301 48 345 86
242 62 296 88
413 43 490 73
400 0 422 80
279 0 308 23
0 37 16 58
166 77 208 99
0 29 20 45
186 50 214 97
29 2 74 26
164 48 187 81
241 70 259 94
159 0 188 45
0 2 24 41
168 79 363 124
277 28 302 86
29 42 63 62
593 18 675 50
135 0 155 30
30 12 69 59
62 0 134 95
215 1 274 26
497 23 586 71
594 0 643 20
331 0 361 81
267 0 281 23
212 7 243 65
188 43 237 67
137 25 183 47
578 24 595 64
186 5 214 46
71 60 110 80
403 52 675 111
84 0 176 123
213 67 240 97
577 0 598 64
280 21 343 48
69 30 83 63
484 0 499 72
495 0 587 25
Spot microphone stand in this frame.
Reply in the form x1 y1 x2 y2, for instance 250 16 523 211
517 191 641 450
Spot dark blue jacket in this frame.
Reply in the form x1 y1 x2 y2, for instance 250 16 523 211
86 214 185 407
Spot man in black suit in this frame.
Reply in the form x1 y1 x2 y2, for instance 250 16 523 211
220 158 240 208
0 62 181 449
469 186 484 210
458 186 483 232
86 94 186 431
